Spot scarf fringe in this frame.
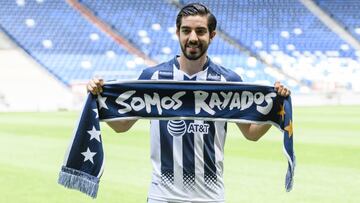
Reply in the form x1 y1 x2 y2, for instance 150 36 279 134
58 166 99 198
285 157 296 192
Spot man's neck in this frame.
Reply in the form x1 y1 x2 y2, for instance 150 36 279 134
178 54 208 76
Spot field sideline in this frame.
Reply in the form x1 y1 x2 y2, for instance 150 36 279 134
0 106 359 203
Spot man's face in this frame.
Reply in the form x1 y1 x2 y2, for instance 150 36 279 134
177 15 215 60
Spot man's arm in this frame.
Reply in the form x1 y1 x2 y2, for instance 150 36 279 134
87 78 137 133
236 123 271 141
106 120 137 133
237 81 291 141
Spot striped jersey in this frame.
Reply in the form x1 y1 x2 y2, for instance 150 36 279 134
138 56 242 202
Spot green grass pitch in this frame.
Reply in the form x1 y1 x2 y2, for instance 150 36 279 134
0 106 359 202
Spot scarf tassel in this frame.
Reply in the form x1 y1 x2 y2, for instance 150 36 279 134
58 166 99 198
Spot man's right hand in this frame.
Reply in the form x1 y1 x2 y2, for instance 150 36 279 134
87 78 104 95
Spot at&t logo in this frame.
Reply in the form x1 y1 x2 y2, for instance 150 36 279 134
167 120 210 137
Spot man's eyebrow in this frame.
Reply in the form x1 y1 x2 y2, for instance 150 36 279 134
196 27 207 30
180 26 207 30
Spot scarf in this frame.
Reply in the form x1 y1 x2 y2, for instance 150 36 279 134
58 80 295 198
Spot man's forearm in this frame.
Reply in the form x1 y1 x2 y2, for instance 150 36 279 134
236 123 271 141
106 120 137 133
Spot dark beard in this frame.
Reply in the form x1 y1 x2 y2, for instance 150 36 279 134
180 42 208 60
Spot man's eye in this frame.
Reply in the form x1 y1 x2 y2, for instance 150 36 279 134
182 30 190 34
194 28 207 35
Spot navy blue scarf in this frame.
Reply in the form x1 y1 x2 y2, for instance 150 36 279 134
58 80 295 198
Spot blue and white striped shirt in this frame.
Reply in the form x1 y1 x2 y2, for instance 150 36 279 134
139 56 242 202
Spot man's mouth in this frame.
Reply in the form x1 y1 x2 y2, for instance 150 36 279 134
186 44 200 52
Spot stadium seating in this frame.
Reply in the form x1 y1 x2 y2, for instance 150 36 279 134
2 0 360 93
313 0 360 91
179 0 359 91
315 0 360 43
79 0 292 87
0 0 147 84
180 0 356 56
0 0 286 88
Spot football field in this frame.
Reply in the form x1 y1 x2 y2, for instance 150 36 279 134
0 106 359 203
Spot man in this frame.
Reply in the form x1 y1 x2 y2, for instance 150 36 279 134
87 3 290 203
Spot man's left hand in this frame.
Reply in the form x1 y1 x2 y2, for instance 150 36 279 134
274 81 291 97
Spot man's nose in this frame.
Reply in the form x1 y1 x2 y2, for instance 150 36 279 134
189 30 198 42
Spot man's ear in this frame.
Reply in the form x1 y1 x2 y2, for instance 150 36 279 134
210 31 216 41
176 29 180 38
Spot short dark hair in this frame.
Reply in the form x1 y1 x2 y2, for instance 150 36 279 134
176 3 217 33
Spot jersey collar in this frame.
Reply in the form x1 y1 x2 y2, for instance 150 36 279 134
173 55 211 71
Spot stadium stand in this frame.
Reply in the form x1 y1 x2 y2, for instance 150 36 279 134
0 46 74 111
79 0 290 87
179 0 360 91
0 0 295 90
315 0 360 43
0 0 147 85
180 0 357 55
1 0 360 97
